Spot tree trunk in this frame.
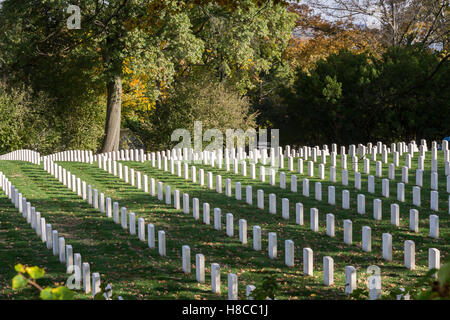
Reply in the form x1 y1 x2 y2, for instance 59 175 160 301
101 75 122 153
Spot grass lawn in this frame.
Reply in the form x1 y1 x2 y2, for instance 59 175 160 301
0 149 447 300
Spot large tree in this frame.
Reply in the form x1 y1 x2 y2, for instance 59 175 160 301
0 0 292 152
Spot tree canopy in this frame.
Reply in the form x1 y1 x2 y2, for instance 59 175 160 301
0 0 448 153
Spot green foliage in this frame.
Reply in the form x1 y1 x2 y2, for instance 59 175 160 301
322 75 342 104
269 47 450 146
26 266 45 280
396 259 450 300
349 288 369 300
12 263 75 300
249 275 279 300
0 83 55 154
127 73 258 150
123 0 295 149
39 288 54 300
47 286 75 300
0 0 294 153
190 0 296 94
11 263 122 300
0 81 104 154
12 274 28 290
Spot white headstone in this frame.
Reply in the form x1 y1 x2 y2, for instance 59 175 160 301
428 248 440 274
147 224 155 248
342 190 350 209
430 214 439 239
285 240 295 267
226 213 234 237
253 226 261 251
357 194 365 214
196 254 205 283
326 213 335 237
239 219 247 244
345 266 357 294
268 232 277 259
382 233 392 261
409 209 419 232
343 220 352 245
158 230 166 256
182 245 191 274
303 248 313 276
82 262 91 294
362 226 371 252
282 198 289 220
391 203 400 226
413 186 421 206
323 256 334 286
404 240 415 270
310 208 319 232
430 191 439 211
211 263 221 294
373 199 382 220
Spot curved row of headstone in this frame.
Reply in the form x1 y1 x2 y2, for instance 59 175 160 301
1 149 253 299
40 138 450 202
108 148 443 246
53 146 445 269
90 139 448 171
89 155 445 299
0 149 41 165
67 156 380 298
0 170 102 298
46 158 262 299
45 149 149 164
2 141 445 298
39 142 450 221
45 150 94 163
110 141 448 219
121 156 442 267
42 158 169 255
172 143 449 212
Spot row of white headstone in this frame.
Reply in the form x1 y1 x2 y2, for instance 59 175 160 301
197 144 450 177
93 157 371 297
34 144 446 296
130 138 449 173
40 144 450 219
95 159 439 299
190 146 449 200
143 144 449 216
119 152 443 280
3 137 447 171
44 150 94 163
189 139 440 167
114 149 444 250
180 243 360 298
0 171 101 297
45 159 169 258
103 150 443 295
46 149 147 163
180 245 243 300
138 154 445 238
52 158 263 299
171 139 447 198
0 149 41 165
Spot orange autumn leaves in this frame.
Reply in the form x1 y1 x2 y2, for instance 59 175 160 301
285 4 382 73
121 57 158 120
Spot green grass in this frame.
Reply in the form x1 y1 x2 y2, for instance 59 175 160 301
0 149 448 300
